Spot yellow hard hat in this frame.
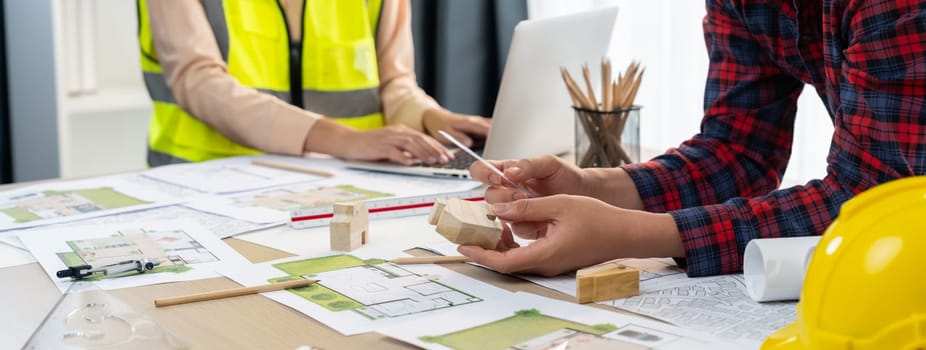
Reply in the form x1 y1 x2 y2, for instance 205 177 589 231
761 176 926 350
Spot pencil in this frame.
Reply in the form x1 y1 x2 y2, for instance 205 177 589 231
154 279 319 307
581 64 599 109
251 159 333 177
389 256 471 265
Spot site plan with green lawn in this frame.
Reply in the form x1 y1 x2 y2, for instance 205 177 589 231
222 250 509 336
0 175 178 230
20 221 249 292
378 292 740 350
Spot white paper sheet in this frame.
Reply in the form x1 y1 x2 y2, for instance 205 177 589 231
20 221 250 292
237 214 449 257
140 155 327 194
424 242 691 294
188 172 483 224
2 205 275 250
424 242 795 348
605 275 796 348
379 291 740 350
0 240 35 268
523 258 691 295
743 236 821 302
186 181 383 224
0 175 181 231
122 173 213 199
220 248 513 336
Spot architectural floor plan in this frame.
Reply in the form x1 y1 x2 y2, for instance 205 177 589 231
57 228 219 279
223 250 507 335
0 188 147 224
419 308 654 350
269 254 481 320
233 185 390 212
379 292 739 350
20 221 249 292
188 182 392 224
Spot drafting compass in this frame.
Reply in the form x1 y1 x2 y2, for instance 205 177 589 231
56 259 159 279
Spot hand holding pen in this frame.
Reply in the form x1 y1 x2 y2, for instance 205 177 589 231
437 130 534 197
465 153 591 206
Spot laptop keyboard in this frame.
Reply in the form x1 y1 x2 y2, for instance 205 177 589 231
437 151 478 170
415 148 479 170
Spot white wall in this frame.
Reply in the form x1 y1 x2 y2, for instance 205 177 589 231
56 0 150 179
67 0 150 179
528 0 833 187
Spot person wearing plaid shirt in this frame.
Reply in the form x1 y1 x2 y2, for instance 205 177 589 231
458 0 926 277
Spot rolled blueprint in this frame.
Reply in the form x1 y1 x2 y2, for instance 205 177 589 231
743 236 821 302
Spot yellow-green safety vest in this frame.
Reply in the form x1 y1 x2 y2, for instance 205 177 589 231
138 0 386 163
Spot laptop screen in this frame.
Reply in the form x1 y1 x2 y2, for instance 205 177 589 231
483 7 619 160
345 7 619 179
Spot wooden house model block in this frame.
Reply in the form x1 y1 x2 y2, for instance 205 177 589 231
428 199 502 249
329 202 369 251
576 261 639 303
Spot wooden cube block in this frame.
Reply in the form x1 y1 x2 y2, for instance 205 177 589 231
330 202 369 251
427 199 447 225
576 262 639 303
428 198 502 249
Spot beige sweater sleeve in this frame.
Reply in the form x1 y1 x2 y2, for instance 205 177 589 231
377 0 441 131
146 0 317 156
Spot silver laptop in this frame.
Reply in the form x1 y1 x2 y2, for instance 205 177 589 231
347 7 620 179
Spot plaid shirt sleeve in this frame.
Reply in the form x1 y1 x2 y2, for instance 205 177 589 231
621 0 926 276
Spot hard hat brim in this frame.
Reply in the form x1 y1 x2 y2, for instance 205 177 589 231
761 322 804 350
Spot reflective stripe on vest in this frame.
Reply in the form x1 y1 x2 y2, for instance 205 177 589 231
138 0 385 163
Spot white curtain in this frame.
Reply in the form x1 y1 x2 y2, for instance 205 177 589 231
527 0 832 187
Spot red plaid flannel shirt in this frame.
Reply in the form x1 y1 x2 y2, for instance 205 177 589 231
622 0 926 276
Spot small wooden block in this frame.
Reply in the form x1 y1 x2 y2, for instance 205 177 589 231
427 199 447 225
576 262 639 303
428 198 502 249
330 202 369 251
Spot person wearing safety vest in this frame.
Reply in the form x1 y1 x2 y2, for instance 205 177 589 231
456 1 926 279
139 0 490 167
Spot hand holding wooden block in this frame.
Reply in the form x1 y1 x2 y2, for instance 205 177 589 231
428 199 502 249
330 202 369 251
576 261 640 303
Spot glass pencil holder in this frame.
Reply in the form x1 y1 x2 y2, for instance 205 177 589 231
573 106 641 168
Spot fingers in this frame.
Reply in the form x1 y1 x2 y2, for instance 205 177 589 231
405 135 448 164
458 244 535 274
508 221 547 239
458 238 557 275
441 129 474 148
469 155 567 191
485 185 532 203
469 159 517 185
384 148 415 165
495 229 521 251
379 126 452 165
449 115 491 137
491 196 564 223
506 155 565 182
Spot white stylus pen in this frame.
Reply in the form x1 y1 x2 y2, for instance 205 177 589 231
437 130 531 194
438 130 528 235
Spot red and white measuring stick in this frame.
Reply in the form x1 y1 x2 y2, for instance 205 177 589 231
289 189 485 229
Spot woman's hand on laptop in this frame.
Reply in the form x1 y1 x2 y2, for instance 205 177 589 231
306 120 453 165
423 108 491 147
